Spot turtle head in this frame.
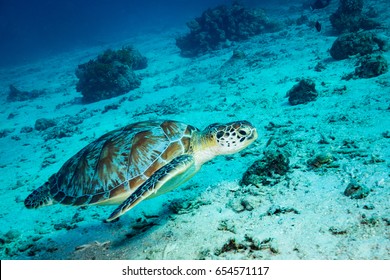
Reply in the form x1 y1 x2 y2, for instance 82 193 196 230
201 120 258 156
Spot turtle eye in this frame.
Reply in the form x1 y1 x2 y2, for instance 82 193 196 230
239 130 247 136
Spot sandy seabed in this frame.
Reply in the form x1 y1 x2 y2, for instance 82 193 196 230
0 0 389 260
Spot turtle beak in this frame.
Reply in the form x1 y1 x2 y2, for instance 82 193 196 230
248 127 258 141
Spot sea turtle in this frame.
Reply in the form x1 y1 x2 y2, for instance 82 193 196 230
25 120 257 222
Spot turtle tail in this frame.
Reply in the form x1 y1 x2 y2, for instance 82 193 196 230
24 182 54 209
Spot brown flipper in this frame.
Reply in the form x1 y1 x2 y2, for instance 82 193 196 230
24 182 53 209
106 154 194 222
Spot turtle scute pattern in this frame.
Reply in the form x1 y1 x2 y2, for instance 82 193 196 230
47 120 197 207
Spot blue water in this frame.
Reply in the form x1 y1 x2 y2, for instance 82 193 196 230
0 0 247 67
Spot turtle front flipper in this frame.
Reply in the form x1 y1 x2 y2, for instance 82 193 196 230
106 154 195 222
24 182 54 209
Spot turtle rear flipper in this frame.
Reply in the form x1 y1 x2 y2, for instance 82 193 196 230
106 155 195 222
24 182 54 209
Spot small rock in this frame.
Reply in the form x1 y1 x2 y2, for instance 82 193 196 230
382 131 390 139
244 235 279 254
241 149 290 187
3 229 21 243
332 85 347 95
231 49 246 60
353 54 388 79
102 104 120 114
0 128 14 138
217 220 236 233
363 204 375 210
20 126 33 133
35 118 57 131
18 242 34 253
314 62 326 72
71 212 84 224
382 217 390 226
169 197 209 215
360 214 380 226
344 180 370 199
44 125 76 140
241 195 261 211
7 113 17 119
53 221 77 231
46 246 59 253
307 152 333 168
41 154 57 168
329 226 347 235
286 78 318 105
31 235 42 242
67 116 83 125
11 135 21 141
227 199 245 213
215 238 246 256
131 218 157 231
267 205 300 216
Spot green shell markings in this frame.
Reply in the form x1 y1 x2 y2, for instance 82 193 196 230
25 120 258 222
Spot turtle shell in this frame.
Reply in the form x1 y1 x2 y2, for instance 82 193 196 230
47 120 197 206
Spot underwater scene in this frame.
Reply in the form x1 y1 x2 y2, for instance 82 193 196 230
0 0 389 260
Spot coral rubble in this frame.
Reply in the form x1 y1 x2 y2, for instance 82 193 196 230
75 46 147 103
329 31 386 60
353 54 388 78
344 180 370 199
286 78 318 105
34 118 57 132
176 3 280 57
329 0 380 33
241 149 290 187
